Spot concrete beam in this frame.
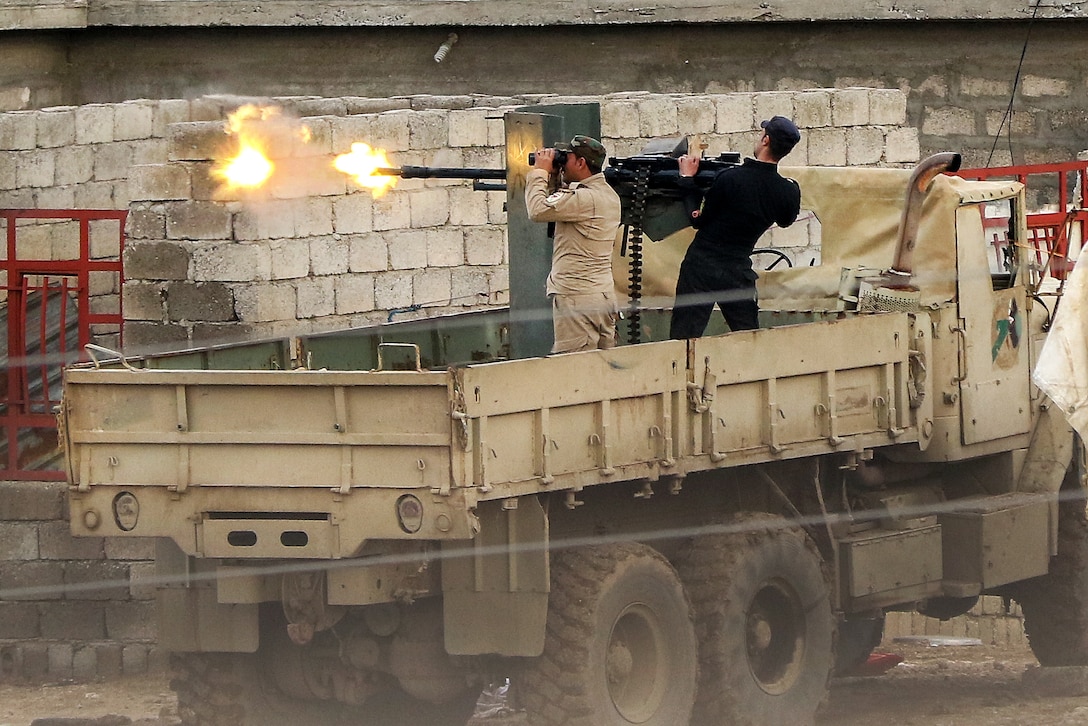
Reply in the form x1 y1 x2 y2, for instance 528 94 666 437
65 1 1088 29
1 0 87 30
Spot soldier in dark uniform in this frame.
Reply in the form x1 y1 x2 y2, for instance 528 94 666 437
669 116 802 339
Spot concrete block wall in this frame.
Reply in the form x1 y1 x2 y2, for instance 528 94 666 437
81 87 914 350
0 481 162 682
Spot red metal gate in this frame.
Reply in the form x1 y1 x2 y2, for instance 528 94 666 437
0 209 125 480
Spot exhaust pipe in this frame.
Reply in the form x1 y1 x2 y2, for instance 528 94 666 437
890 152 962 277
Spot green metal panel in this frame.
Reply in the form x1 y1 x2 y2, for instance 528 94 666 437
505 103 603 360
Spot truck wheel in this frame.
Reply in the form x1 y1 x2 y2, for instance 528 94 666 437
677 512 835 726
172 651 351 726
1013 470 1088 666
516 542 697 726
833 615 885 676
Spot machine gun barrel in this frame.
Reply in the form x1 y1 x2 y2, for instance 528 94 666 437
374 165 507 180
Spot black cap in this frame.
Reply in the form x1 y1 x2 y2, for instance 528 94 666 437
760 116 801 151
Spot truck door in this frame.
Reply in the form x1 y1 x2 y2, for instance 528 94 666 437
955 199 1032 444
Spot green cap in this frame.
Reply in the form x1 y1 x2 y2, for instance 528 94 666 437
558 135 607 169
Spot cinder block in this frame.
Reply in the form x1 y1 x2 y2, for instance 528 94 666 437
792 91 832 129
168 121 233 162
166 200 233 240
344 97 412 115
0 112 37 149
129 163 192 202
638 98 679 138
122 322 190 353
328 115 375 153
191 240 272 282
370 111 411 152
387 230 428 270
36 107 76 148
16 149 54 188
413 267 452 307
39 602 107 640
333 193 374 234
426 228 464 268
830 88 870 126
348 233 389 273
451 267 490 307
846 127 885 165
233 282 297 323
73 645 98 680
335 273 376 315
0 561 65 600
232 199 296 241
291 97 347 118
63 560 130 601
448 109 489 148
958 77 1011 98
132 137 169 165
93 141 134 181
310 236 350 276
0 603 39 639
869 89 908 126
373 270 413 309
74 181 117 209
600 100 641 140
165 280 236 322
448 187 489 227
22 643 49 680
410 188 451 228
409 110 448 150
107 601 156 641
153 99 192 136
0 522 40 560
921 106 976 136
0 151 15 190
122 644 149 675
53 145 94 186
124 240 190 281
0 481 65 521
753 92 793 126
464 226 505 266
805 128 848 166
114 101 155 141
1022 75 1071 97
487 267 509 302
47 643 74 680
126 561 156 601
292 197 335 237
985 109 1037 137
36 185 76 208
486 115 507 148
885 128 920 164
677 98 716 135
269 238 310 280
296 276 336 318
95 643 123 678
410 95 474 111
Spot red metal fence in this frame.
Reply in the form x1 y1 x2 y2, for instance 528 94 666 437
955 160 1088 281
0 209 125 480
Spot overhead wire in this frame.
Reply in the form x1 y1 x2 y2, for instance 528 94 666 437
986 0 1045 167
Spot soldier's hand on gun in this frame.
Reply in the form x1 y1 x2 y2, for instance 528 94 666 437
678 154 700 178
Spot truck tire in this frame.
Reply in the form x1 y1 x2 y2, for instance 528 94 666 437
1013 470 1088 666
677 512 835 726
833 615 885 676
172 651 351 726
515 542 698 726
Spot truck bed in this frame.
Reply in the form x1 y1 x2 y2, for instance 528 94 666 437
63 310 929 557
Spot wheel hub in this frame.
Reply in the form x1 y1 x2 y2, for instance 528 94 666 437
607 604 668 722
746 579 806 695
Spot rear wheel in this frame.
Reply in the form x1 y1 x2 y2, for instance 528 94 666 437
516 542 698 726
833 615 885 676
1014 466 1088 665
677 512 834 726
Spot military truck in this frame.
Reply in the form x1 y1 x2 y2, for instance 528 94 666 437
60 106 1087 726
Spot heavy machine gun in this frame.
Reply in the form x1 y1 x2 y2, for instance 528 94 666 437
373 137 741 343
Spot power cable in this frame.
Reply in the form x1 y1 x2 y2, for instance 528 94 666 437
986 0 1045 167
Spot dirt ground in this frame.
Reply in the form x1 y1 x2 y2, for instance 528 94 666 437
4 640 1088 726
